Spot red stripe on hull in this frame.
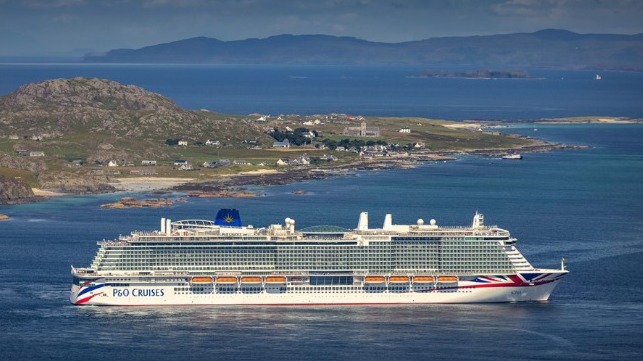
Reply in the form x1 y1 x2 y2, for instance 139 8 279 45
75 293 101 305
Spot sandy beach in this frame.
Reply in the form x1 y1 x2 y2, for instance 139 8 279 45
107 177 195 192
32 188 66 197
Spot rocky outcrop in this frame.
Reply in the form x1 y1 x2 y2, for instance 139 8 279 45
0 77 269 143
1 77 180 112
101 197 174 209
0 154 47 173
0 175 36 204
0 77 194 138
37 171 116 194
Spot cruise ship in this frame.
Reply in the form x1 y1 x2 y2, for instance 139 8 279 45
70 209 568 305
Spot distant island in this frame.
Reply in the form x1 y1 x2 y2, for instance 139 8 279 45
85 29 643 71
413 70 529 79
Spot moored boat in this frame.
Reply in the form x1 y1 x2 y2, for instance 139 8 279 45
502 154 523 160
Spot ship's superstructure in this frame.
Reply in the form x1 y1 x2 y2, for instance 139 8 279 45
71 209 567 305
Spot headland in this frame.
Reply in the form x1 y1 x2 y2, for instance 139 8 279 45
0 77 616 204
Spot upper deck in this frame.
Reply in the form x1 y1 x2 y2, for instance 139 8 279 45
111 211 512 245
83 210 532 275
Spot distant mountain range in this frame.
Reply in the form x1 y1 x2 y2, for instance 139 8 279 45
85 29 643 70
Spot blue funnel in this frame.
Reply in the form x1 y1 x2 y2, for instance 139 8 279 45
215 209 241 227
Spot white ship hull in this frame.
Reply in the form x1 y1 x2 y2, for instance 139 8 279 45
71 271 566 306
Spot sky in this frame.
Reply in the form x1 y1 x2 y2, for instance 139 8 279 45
1 0 642 57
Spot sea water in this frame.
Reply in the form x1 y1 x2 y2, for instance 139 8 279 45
0 65 642 360
1 64 642 120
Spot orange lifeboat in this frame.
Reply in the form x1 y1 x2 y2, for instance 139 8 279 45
240 276 263 284
191 276 213 283
437 276 459 283
413 276 434 283
364 276 386 283
388 276 410 283
265 276 287 284
216 276 237 284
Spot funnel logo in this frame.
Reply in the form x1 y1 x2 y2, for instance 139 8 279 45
215 209 242 227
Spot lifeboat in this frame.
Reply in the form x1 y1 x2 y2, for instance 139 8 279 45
240 276 263 284
413 276 434 283
190 276 213 283
437 276 458 283
388 276 410 283
265 276 287 284
364 276 386 283
216 276 238 284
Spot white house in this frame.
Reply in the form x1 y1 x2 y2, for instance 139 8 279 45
108 160 118 167
178 140 188 146
273 139 290 148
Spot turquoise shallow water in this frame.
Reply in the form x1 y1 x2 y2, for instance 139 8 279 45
0 64 642 360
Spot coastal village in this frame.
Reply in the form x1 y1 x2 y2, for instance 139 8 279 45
54 115 460 173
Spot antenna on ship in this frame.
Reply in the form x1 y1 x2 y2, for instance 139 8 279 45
561 257 566 271
472 212 484 228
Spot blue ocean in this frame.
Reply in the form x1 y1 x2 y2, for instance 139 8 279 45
0 64 642 360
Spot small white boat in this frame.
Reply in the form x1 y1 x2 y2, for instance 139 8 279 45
502 154 522 160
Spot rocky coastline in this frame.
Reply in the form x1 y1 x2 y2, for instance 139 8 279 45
1 140 582 205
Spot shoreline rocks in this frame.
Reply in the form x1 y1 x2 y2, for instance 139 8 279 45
101 197 174 209
186 190 257 198
0 175 37 205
